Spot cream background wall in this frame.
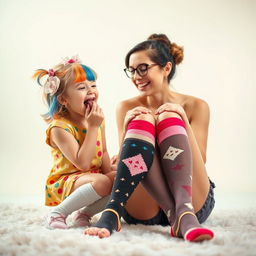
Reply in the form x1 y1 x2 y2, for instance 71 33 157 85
0 0 255 203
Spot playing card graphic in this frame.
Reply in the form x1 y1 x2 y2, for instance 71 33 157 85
122 154 148 176
163 146 184 161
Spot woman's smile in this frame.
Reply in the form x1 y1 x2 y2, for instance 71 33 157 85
136 81 151 91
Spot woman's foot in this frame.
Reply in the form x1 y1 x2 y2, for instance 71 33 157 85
84 209 121 238
84 227 111 238
170 211 214 242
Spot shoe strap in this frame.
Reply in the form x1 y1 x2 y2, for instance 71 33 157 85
50 215 66 223
77 212 91 219
102 208 121 232
175 211 196 237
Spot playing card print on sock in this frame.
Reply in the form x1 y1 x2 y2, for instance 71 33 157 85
182 185 192 197
163 145 184 161
122 154 148 176
171 163 184 170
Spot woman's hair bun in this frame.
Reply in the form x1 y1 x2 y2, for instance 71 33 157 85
147 33 184 64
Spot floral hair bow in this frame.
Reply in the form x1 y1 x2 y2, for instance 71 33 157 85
44 69 60 96
62 55 81 66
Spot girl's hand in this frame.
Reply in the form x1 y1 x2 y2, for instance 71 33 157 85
155 103 188 123
124 107 151 130
86 102 104 127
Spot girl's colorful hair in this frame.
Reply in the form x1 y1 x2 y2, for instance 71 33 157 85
32 58 97 122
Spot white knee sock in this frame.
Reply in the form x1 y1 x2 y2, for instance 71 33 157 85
80 195 110 216
51 183 101 217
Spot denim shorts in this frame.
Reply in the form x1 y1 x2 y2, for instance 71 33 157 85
122 179 215 226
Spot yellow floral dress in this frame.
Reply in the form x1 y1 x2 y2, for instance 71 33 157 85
45 118 103 206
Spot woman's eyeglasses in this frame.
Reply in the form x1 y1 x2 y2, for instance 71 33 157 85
124 63 159 78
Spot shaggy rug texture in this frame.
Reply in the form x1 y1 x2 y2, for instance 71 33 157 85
0 203 255 256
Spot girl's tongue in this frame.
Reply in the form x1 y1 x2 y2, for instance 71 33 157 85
85 99 94 111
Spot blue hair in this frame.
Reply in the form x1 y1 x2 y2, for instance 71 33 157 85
42 95 58 120
37 62 97 121
48 95 58 117
81 64 96 81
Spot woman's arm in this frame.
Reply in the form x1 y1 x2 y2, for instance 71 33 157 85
116 101 151 146
100 121 112 174
116 101 128 146
187 99 210 163
111 100 153 166
109 102 130 167
155 98 209 163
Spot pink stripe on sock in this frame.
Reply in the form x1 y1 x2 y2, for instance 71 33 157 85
157 118 186 134
126 129 155 142
127 120 155 137
158 125 187 144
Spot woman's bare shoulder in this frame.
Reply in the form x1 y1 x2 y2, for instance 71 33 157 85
184 94 208 108
179 93 209 121
116 96 141 112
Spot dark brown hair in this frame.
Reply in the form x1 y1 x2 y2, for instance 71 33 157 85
125 33 184 82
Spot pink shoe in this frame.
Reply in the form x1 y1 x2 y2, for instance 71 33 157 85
73 210 91 227
46 213 68 229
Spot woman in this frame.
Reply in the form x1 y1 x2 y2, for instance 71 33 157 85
84 34 215 242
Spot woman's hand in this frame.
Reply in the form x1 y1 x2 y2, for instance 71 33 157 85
110 155 118 171
86 102 104 127
110 155 118 165
155 103 188 123
124 107 151 130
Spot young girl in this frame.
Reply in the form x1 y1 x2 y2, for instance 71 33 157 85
33 56 115 229
84 34 215 242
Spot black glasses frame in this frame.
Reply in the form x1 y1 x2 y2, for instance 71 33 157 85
124 63 159 78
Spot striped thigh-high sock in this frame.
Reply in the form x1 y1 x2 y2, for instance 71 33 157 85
92 120 155 234
157 117 214 241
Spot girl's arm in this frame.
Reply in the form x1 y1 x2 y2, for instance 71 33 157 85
50 103 103 171
50 125 99 171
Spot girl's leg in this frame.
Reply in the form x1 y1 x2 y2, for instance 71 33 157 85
84 114 156 238
47 173 112 229
73 171 116 227
156 112 214 242
73 195 110 227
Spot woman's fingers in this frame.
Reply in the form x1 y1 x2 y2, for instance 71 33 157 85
110 155 117 165
156 103 177 114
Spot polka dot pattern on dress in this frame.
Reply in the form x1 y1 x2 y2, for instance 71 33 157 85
45 118 104 207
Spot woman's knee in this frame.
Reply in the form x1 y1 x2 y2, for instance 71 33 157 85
157 111 182 124
132 112 155 125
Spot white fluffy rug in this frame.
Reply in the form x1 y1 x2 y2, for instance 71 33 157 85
0 203 255 256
